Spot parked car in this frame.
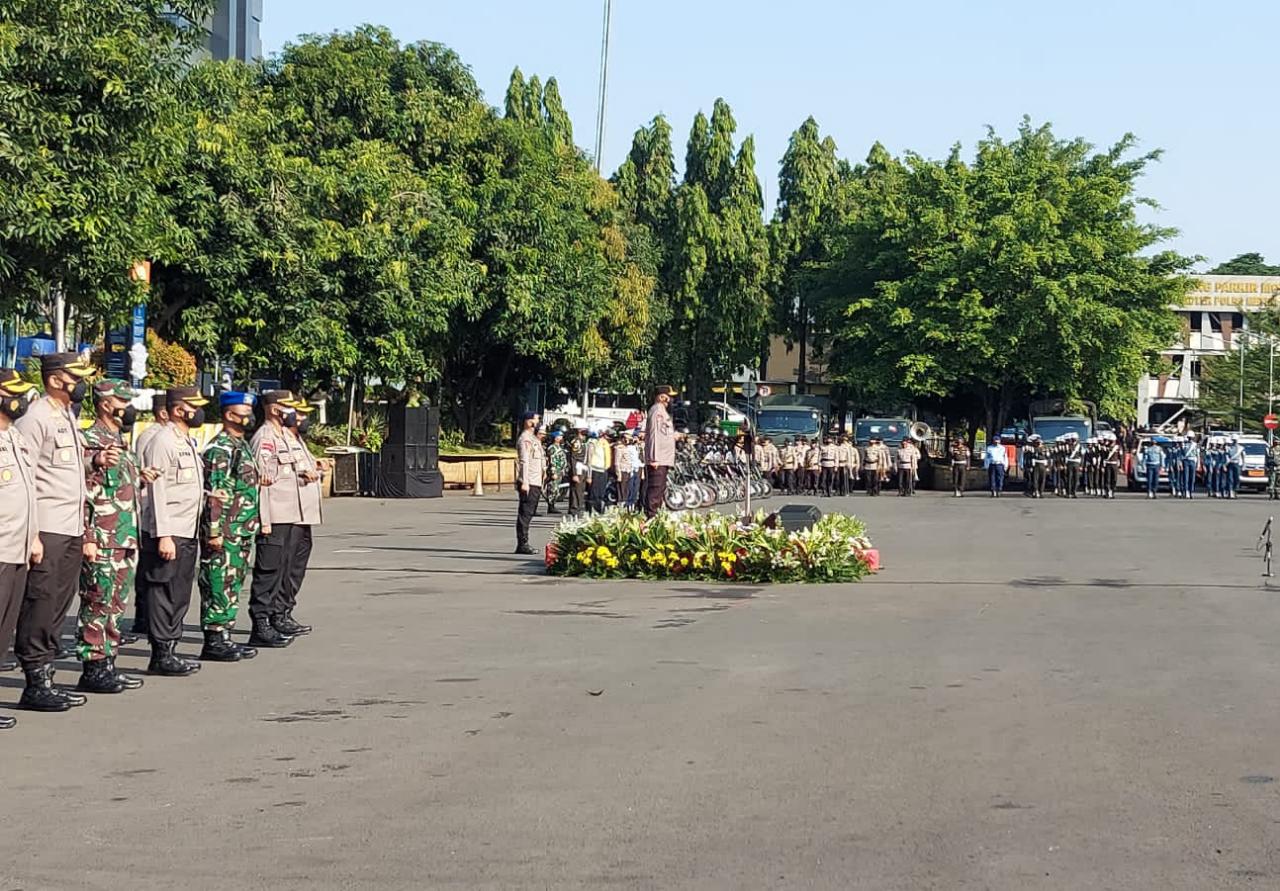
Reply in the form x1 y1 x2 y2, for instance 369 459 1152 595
1238 436 1269 491
1128 435 1173 491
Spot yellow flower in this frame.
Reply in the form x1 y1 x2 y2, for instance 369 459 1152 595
680 557 689 567
720 561 733 574
597 546 612 558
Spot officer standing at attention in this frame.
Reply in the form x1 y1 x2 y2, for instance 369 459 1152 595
1027 435 1049 498
197 392 263 662
819 436 838 497
1182 432 1201 498
897 438 920 496
949 436 969 497
277 398 321 637
13 353 101 712
76 379 146 694
124 401 168 643
138 387 208 676
864 437 885 496
247 391 304 648
1101 433 1122 499
0 369 41 728
515 411 545 554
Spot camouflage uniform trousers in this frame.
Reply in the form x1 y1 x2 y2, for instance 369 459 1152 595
199 536 254 632
77 548 137 662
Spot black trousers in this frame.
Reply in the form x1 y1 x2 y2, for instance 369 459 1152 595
644 466 669 517
588 471 608 514
282 524 313 612
1104 465 1119 494
567 476 586 516
250 524 294 622
951 463 965 493
517 485 540 548
0 561 28 664
138 534 198 645
1067 464 1081 496
820 467 835 497
1032 464 1047 496
899 469 915 495
865 470 881 496
15 532 81 670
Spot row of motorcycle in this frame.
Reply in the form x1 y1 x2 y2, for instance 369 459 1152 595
544 441 774 512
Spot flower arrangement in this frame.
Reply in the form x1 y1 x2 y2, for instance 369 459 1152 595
547 509 876 583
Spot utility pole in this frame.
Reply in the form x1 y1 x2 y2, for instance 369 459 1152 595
583 0 613 421
592 0 612 174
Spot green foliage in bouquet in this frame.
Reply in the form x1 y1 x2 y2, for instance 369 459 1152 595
548 510 873 584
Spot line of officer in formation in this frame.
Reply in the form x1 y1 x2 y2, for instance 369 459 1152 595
753 434 914 497
0 355 324 730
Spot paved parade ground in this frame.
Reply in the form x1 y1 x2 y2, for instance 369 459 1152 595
4 489 1280 890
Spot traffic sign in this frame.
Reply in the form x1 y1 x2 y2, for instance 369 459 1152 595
741 381 758 398
1265 413 1278 430
757 384 771 398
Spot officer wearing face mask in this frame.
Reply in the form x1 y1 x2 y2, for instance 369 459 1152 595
246 390 306 649
137 386 208 676
13 352 105 712
279 398 322 635
75 379 146 694
197 391 263 663
0 369 41 729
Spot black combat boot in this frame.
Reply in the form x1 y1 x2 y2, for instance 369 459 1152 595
272 611 311 636
18 664 72 712
77 659 127 694
248 616 292 648
118 630 139 645
49 667 87 706
148 641 201 677
200 630 242 663
0 655 17 672
233 634 258 661
0 714 14 729
107 658 144 689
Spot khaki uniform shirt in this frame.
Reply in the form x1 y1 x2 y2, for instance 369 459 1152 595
14 396 88 538
289 430 323 527
253 423 317 527
141 424 204 539
819 444 838 468
0 425 39 564
517 430 547 488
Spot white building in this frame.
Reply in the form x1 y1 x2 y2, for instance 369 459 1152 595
1138 274 1280 429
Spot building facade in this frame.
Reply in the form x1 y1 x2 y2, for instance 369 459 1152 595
1138 274 1280 429
207 0 263 62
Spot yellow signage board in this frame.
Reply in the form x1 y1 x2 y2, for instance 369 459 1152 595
1181 275 1280 311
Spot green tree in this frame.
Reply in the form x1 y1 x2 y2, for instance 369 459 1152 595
769 117 840 393
0 0 214 337
1197 307 1280 433
657 100 770 404
1210 253 1280 275
819 120 1191 432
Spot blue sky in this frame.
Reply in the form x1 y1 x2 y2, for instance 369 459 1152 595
262 0 1279 269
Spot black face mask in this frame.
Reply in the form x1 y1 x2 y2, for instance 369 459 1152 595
281 411 298 428
115 405 138 430
188 407 206 428
68 379 88 403
225 414 254 434
1 392 31 420
297 416 311 436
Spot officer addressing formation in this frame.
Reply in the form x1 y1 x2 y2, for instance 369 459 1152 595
0 362 323 730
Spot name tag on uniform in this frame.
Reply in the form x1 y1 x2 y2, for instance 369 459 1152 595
54 430 76 464
177 452 195 482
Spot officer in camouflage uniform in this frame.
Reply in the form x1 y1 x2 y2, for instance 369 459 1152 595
198 392 262 663
77 380 146 694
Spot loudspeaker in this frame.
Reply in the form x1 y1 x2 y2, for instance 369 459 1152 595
381 443 439 474
331 454 359 495
775 504 822 533
387 405 439 447
380 469 443 498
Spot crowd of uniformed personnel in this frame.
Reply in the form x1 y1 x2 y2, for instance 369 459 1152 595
0 354 326 730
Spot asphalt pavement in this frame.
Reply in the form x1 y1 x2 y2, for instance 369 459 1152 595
3 487 1279 890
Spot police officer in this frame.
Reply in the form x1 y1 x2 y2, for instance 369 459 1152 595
1064 433 1083 498
1101 433 1122 499
247 391 308 647
197 392 263 663
124 401 168 643
567 425 587 517
1182 432 1201 499
949 436 969 497
13 353 101 711
280 398 322 635
779 438 796 494
77 379 146 694
1027 435 1049 498
0 369 41 727
515 411 545 554
138 386 208 676
1267 437 1280 500
819 436 838 497
864 436 885 496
